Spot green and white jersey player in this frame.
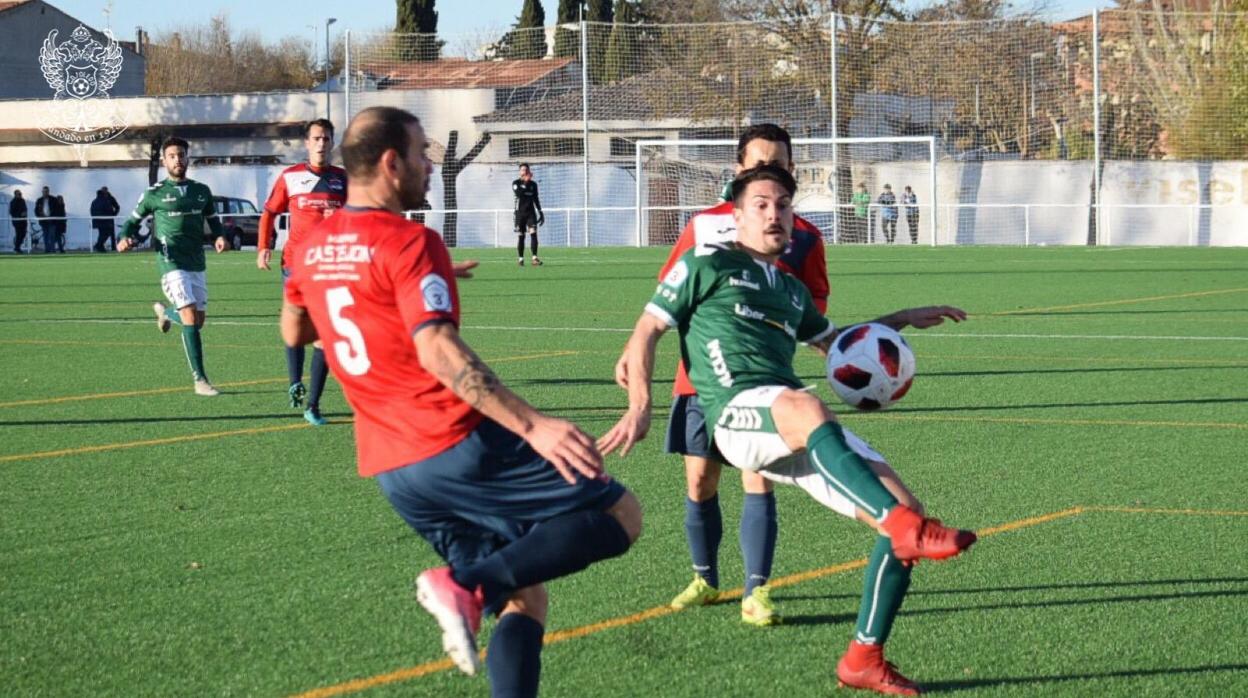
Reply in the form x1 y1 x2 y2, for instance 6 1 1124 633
118 136 228 397
601 164 980 695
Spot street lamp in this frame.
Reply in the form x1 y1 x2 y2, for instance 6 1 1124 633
325 17 338 120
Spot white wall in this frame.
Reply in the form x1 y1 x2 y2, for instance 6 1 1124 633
4 159 1247 250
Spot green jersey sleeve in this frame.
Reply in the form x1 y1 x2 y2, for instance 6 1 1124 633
200 184 224 238
795 282 834 344
644 252 706 328
119 190 153 240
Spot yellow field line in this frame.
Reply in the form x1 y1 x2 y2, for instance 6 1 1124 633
286 506 1082 698
986 287 1248 316
0 378 290 408
1085 505 1248 517
857 413 1248 431
0 422 316 464
0 351 578 409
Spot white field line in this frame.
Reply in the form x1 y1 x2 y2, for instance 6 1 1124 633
7 317 1248 342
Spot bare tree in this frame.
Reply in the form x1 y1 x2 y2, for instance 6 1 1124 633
144 12 317 94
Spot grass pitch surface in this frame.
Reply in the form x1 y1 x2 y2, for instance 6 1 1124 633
1 245 1246 697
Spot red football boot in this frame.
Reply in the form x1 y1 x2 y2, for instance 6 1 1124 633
881 506 977 562
836 641 922 696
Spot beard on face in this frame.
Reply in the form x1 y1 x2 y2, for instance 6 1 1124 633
398 175 427 211
167 163 186 179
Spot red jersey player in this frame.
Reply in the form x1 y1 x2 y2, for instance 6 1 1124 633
257 119 348 425
280 107 640 695
618 124 829 627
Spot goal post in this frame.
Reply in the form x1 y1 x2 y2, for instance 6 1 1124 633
635 136 937 247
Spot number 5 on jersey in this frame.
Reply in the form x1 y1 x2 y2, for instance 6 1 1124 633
326 287 371 375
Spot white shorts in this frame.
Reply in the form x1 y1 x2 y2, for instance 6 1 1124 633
712 385 888 519
160 270 208 311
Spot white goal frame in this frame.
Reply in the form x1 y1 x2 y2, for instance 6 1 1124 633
634 136 937 247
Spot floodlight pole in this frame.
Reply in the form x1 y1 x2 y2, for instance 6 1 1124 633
325 17 337 120
1092 9 1103 245
580 17 590 247
829 12 839 243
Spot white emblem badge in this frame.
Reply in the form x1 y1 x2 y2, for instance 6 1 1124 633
663 260 689 289
38 25 128 164
421 274 452 312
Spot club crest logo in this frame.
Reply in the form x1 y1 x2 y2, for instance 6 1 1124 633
37 25 128 163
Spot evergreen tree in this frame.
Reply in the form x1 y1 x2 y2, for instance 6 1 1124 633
602 0 641 83
395 0 443 61
553 0 582 58
502 0 548 60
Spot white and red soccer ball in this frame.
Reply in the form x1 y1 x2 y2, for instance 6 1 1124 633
825 323 916 410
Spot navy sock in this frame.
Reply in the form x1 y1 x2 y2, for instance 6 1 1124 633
740 492 777 595
486 613 544 698
307 347 328 409
529 233 539 256
684 495 722 588
452 508 631 609
285 345 305 386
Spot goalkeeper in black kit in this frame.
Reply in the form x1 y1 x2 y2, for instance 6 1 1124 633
513 163 544 266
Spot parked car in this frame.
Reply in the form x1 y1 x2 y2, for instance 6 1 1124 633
212 196 260 249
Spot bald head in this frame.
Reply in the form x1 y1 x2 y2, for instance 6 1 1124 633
341 107 422 180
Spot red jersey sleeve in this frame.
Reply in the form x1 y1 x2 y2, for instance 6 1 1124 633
799 233 829 314
658 220 698 280
259 173 289 250
389 227 459 335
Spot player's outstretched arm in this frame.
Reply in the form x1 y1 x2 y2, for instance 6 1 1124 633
415 321 602 484
599 313 668 457
870 305 967 331
451 260 479 278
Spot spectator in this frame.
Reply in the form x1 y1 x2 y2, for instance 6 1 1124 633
878 183 898 244
91 187 121 252
35 186 55 253
50 193 67 253
852 182 870 244
9 190 28 253
902 185 919 245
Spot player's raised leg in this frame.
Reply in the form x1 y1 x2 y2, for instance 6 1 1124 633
769 389 974 561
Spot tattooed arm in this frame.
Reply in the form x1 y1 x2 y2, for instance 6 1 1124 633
414 321 602 483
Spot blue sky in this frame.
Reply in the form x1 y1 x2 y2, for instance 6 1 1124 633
53 0 1116 59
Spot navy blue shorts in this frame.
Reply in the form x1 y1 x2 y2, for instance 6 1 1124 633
376 418 626 574
664 394 711 458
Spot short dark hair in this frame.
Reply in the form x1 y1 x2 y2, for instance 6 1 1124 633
161 136 189 154
735 124 793 165
341 107 421 179
730 163 797 204
519 163 531 171
304 118 335 138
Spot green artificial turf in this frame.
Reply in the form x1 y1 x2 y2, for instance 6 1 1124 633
1 245 1245 697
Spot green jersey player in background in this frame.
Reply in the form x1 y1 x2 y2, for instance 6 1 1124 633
602 164 978 696
118 136 228 396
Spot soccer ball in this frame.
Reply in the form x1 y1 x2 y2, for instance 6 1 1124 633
825 323 916 411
